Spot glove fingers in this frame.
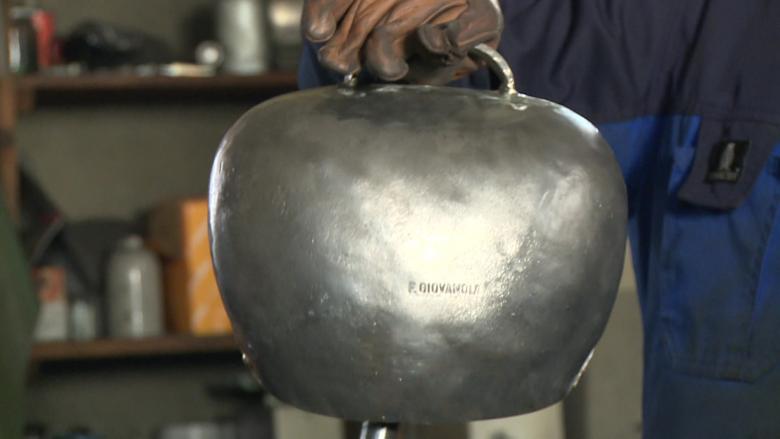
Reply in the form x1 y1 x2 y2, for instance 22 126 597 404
418 23 453 57
303 0 353 42
364 0 466 80
447 0 503 50
319 0 399 75
419 0 502 57
365 27 408 80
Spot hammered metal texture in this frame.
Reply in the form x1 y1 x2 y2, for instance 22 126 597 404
209 84 627 423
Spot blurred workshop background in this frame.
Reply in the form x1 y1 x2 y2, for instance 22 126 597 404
0 1 643 438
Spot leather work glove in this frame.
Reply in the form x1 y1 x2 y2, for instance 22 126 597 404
303 0 503 84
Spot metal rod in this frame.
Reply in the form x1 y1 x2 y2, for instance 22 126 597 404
360 422 400 439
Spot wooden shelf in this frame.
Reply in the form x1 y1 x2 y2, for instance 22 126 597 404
17 72 298 92
31 334 239 363
15 72 299 111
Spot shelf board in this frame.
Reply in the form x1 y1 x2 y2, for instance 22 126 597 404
31 334 239 362
15 72 298 110
17 72 298 92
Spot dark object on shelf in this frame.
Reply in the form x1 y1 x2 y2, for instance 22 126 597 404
61 220 134 293
210 45 628 423
52 426 103 439
183 4 216 59
206 372 265 400
268 0 304 71
19 169 64 264
23 422 47 439
61 21 171 70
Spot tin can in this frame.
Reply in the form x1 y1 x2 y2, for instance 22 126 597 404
31 9 56 69
9 7 38 73
216 0 270 75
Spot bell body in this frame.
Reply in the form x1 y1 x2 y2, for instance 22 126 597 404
209 83 627 422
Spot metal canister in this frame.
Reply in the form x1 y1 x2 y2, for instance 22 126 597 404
9 6 38 73
216 0 270 75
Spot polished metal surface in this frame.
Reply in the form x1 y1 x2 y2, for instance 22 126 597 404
209 47 627 423
468 44 515 95
360 422 400 439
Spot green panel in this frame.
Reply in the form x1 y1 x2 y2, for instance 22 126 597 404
0 193 37 439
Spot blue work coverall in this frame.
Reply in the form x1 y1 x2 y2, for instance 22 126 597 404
299 1 780 436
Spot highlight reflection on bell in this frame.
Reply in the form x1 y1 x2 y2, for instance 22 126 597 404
209 45 627 423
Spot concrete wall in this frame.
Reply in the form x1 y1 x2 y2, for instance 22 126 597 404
19 104 243 220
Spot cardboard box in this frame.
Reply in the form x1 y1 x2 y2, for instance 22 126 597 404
149 199 231 335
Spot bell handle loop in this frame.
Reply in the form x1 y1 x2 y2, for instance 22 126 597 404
341 44 517 96
468 44 517 96
342 71 359 88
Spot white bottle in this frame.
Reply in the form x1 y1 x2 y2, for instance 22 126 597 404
107 235 164 338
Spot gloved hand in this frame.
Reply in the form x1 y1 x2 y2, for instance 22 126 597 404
303 0 503 84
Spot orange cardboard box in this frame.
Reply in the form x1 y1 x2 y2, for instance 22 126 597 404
149 199 231 335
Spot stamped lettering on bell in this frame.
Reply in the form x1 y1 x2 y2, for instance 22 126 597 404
408 281 481 295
